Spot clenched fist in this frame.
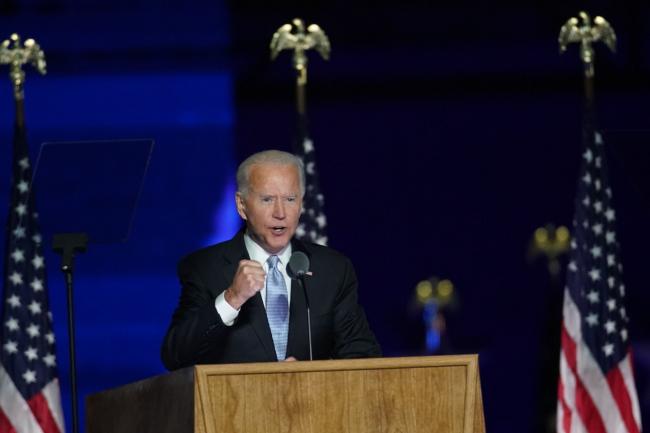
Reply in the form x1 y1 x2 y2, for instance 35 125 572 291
224 260 266 310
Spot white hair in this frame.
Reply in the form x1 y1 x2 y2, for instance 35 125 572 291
236 149 305 197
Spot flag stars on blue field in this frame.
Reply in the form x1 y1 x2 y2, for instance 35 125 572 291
16 180 29 193
31 278 44 292
607 255 616 267
28 301 42 315
592 223 603 235
590 246 602 258
607 299 617 311
26 323 40 338
22 369 36 384
603 343 614 357
9 271 23 286
45 331 55 344
4 340 18 354
594 179 602 191
32 255 44 269
587 291 600 303
24 346 38 361
11 248 25 263
593 201 602 213
18 157 29 170
13 226 26 238
605 320 616 334
583 148 593 163
588 268 601 281
7 294 21 307
586 313 599 326
43 353 56 367
15 202 27 216
5 317 19 331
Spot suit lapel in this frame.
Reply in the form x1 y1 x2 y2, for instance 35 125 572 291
222 230 277 361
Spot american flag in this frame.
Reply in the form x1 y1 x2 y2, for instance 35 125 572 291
293 116 328 246
557 124 642 433
0 123 65 433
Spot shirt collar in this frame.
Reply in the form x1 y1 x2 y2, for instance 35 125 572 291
243 233 292 268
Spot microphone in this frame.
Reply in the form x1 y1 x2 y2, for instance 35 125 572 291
287 251 310 279
287 251 313 360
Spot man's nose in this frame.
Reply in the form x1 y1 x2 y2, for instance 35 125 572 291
272 200 286 219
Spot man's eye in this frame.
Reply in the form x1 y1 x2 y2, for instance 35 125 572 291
261 197 273 203
286 197 296 203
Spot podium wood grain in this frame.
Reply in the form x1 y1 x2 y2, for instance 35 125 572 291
87 355 485 433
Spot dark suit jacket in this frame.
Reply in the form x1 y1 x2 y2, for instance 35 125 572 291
161 231 381 370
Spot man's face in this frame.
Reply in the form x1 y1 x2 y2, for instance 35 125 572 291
236 163 303 254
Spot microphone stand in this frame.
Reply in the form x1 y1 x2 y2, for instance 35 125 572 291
52 232 88 433
297 274 313 361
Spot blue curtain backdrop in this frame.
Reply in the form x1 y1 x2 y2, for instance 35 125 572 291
0 0 649 432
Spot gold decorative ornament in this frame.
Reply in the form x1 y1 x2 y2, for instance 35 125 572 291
270 18 330 86
528 224 571 277
559 11 616 78
0 33 47 101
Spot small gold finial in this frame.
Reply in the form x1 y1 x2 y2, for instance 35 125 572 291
270 18 330 85
528 224 571 277
558 11 616 78
0 33 47 101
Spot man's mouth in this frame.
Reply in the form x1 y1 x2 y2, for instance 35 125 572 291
271 226 286 234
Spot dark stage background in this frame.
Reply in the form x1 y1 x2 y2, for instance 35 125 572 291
1 0 649 432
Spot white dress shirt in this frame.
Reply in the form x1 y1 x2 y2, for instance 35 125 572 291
214 233 292 326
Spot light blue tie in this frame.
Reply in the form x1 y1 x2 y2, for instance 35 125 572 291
266 255 289 360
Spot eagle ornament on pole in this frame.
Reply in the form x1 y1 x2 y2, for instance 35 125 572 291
559 11 616 80
270 18 330 114
0 33 47 126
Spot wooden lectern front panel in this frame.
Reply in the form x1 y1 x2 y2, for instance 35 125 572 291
198 357 475 433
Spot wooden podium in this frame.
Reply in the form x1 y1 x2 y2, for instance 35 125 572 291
86 355 485 433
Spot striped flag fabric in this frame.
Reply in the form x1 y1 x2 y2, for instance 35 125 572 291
293 116 328 246
0 122 65 433
557 125 642 433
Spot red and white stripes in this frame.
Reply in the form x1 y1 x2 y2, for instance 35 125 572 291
558 292 642 433
0 365 63 433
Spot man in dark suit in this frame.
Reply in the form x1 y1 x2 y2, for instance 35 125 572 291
161 150 380 369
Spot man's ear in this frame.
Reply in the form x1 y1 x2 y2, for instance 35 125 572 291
235 192 247 220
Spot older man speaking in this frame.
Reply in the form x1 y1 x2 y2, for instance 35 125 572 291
161 150 380 369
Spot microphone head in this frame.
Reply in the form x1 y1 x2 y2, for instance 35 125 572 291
287 251 310 279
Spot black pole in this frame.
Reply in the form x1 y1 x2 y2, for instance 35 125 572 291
52 233 88 433
298 275 313 361
63 269 79 433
